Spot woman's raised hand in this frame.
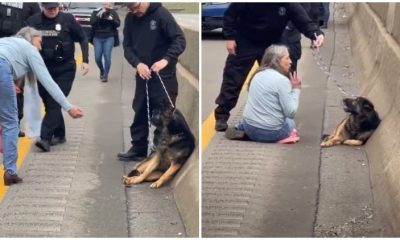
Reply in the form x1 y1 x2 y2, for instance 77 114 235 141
290 71 302 89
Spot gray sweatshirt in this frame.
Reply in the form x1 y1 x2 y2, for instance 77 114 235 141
0 37 72 111
243 68 300 130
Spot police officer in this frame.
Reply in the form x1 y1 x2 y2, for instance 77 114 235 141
0 2 41 137
281 3 320 73
214 3 325 132
118 2 186 161
27 2 89 152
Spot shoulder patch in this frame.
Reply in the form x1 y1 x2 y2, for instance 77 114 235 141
150 19 157 30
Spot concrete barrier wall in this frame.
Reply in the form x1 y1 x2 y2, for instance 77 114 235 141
179 28 199 80
346 3 400 234
172 26 199 237
369 3 389 25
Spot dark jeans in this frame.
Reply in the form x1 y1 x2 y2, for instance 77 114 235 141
214 40 265 122
130 71 177 147
38 61 76 141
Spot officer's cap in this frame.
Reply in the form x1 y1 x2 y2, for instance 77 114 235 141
42 2 60 9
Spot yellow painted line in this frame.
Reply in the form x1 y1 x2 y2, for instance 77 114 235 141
0 137 33 199
0 50 85 200
201 61 259 152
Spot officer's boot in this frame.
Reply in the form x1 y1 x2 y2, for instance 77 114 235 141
18 120 25 138
118 146 148 162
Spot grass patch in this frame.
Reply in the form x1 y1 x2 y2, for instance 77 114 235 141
163 2 199 14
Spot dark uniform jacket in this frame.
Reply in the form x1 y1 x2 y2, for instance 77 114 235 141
27 12 89 65
123 3 186 73
90 8 120 39
223 3 323 47
0 2 40 37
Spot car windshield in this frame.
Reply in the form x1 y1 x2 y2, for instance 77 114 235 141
68 2 101 9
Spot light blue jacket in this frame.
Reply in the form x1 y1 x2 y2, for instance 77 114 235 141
243 68 300 130
0 37 72 111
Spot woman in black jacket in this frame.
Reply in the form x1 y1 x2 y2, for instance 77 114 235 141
90 2 120 82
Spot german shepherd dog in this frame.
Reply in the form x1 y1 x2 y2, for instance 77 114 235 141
321 97 380 147
122 104 195 188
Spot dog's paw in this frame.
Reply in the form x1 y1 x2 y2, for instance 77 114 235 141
150 181 163 189
320 141 333 147
123 176 143 185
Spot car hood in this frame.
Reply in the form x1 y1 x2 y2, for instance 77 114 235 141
67 8 99 15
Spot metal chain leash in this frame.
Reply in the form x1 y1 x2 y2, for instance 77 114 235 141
145 80 153 148
310 3 358 98
144 72 176 149
155 72 175 109
311 47 358 98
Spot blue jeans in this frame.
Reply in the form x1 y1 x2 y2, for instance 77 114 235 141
0 58 19 175
93 36 114 77
237 118 295 143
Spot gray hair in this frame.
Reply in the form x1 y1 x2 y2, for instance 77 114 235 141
15 26 42 44
15 27 41 84
248 44 289 89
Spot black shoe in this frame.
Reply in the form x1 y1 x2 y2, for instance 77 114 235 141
35 139 50 152
3 172 23 186
51 137 66 146
101 75 108 82
18 131 25 138
118 146 147 161
215 120 228 132
225 127 248 140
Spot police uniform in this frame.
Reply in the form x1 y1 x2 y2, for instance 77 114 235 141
281 3 319 72
119 3 186 161
214 3 324 131
27 8 88 147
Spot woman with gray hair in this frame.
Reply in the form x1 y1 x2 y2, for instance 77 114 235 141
226 44 302 143
0 26 83 186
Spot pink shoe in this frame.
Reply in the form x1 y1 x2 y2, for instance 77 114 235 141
277 128 300 144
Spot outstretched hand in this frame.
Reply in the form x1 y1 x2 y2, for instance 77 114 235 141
290 71 302 89
68 106 84 119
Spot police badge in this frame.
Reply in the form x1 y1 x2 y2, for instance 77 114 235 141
55 23 62 31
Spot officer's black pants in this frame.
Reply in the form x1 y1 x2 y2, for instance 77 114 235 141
17 92 23 124
287 41 302 73
38 61 76 141
214 42 265 122
130 72 177 148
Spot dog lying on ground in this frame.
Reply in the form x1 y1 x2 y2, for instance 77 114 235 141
123 104 195 189
321 97 380 147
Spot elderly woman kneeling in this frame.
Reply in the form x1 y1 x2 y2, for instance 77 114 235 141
226 45 302 143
